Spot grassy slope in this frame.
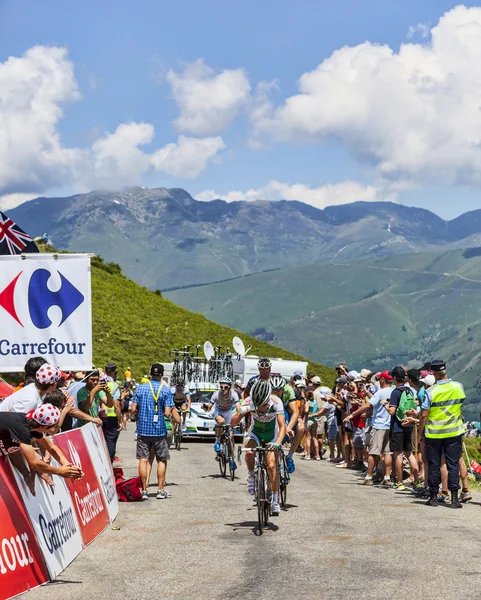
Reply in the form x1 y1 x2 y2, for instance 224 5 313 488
166 248 481 417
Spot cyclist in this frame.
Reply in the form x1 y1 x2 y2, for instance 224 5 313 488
203 378 240 467
232 379 286 517
242 357 272 399
171 378 191 431
270 375 302 474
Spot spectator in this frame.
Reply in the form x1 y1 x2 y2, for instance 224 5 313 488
103 362 123 463
304 390 322 460
318 387 339 461
312 376 327 455
130 363 174 500
385 366 420 490
0 404 83 492
0 363 61 413
234 379 244 396
76 371 114 429
346 371 393 486
125 366 132 382
121 381 134 430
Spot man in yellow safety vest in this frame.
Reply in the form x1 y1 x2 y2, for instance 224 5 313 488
419 359 465 509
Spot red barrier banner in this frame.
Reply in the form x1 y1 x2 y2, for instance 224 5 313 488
53 429 109 546
11 458 83 581
0 457 49 600
81 424 119 523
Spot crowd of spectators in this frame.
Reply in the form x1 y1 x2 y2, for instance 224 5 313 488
0 357 139 495
296 361 471 508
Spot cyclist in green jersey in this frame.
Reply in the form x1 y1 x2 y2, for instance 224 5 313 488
232 379 286 516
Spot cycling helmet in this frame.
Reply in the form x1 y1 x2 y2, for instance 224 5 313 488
257 357 272 369
270 375 287 390
219 377 232 385
176 377 185 386
251 379 272 407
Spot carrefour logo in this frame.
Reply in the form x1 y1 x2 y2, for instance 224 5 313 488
0 269 84 329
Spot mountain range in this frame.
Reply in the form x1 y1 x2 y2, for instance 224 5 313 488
9 186 481 290
9 186 481 415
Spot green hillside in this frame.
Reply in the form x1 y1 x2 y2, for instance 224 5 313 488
166 248 481 417
33 242 330 384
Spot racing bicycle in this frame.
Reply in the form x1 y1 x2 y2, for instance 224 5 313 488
242 442 272 535
217 424 236 480
173 408 190 451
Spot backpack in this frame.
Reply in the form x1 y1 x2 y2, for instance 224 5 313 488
116 475 143 502
395 387 417 423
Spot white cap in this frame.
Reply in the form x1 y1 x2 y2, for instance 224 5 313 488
420 374 435 387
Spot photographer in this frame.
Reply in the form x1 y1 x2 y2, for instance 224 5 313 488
76 370 114 427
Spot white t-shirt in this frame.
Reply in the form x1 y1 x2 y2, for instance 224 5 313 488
0 383 42 413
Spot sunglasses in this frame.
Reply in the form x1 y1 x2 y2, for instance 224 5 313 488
220 385 230 390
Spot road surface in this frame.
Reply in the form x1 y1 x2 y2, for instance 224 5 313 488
27 432 481 600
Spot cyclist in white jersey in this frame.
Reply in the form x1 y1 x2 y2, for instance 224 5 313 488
203 378 240 467
231 379 286 516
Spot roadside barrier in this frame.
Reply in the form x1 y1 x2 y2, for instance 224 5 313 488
1 423 119 599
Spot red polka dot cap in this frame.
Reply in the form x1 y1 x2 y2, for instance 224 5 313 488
26 403 61 426
35 364 62 385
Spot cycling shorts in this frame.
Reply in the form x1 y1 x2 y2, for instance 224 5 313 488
246 429 277 446
213 407 233 424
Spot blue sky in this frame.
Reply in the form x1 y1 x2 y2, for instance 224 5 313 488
1 0 481 218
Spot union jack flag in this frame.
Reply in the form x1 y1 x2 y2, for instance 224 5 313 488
0 211 39 255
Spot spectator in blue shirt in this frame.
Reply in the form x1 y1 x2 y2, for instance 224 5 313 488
131 363 174 500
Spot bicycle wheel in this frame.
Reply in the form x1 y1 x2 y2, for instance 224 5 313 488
218 446 227 477
279 454 288 507
256 467 267 534
175 426 182 451
227 439 235 481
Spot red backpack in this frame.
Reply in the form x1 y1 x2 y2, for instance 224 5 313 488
115 471 143 502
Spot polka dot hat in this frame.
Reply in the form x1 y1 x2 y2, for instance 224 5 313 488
26 403 61 426
36 363 62 385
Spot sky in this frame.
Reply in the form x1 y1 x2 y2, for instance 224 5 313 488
1 0 481 219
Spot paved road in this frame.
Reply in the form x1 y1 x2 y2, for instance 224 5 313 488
27 431 481 600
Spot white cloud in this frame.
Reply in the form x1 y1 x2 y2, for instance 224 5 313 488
251 5 481 187
0 46 82 196
0 46 225 200
407 23 430 39
167 59 251 135
89 123 154 188
151 135 225 179
196 180 380 209
0 193 38 211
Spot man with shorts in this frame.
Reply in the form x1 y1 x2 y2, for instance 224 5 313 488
345 371 393 486
171 378 191 431
385 366 420 490
131 363 174 500
204 377 240 469
231 380 286 516
318 388 338 461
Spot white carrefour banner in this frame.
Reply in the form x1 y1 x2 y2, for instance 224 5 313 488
81 423 119 523
11 465 84 579
0 253 92 370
